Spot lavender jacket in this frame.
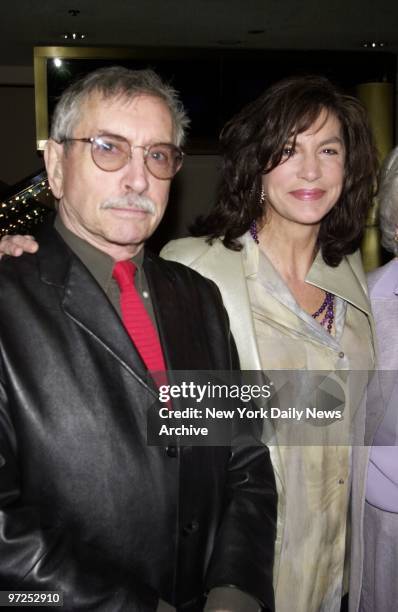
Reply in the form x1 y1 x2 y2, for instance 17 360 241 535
366 260 398 510
349 258 398 611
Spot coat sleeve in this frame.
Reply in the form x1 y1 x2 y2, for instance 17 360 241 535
0 378 159 612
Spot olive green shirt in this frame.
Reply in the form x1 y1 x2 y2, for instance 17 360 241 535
54 214 157 327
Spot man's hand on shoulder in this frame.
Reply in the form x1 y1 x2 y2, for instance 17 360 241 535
0 234 39 259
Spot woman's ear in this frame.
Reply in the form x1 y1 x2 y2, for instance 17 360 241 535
44 139 64 200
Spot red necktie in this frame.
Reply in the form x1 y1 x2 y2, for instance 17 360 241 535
112 260 166 373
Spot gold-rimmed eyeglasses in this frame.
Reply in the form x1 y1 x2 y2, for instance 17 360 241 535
59 134 184 180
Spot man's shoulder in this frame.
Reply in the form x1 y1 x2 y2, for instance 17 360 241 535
0 249 40 283
145 250 231 339
0 224 75 306
145 248 222 296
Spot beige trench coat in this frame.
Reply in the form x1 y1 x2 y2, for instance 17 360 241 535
161 235 377 612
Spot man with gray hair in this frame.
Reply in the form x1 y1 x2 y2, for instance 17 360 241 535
0 67 276 611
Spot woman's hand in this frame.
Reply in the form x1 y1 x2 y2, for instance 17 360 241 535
0 234 39 259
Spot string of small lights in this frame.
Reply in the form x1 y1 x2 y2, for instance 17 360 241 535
0 172 54 237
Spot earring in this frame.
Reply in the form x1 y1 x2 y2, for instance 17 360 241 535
260 188 265 205
394 226 398 242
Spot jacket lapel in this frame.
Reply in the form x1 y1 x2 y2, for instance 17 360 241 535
144 251 190 370
37 225 157 396
307 249 376 351
189 239 263 370
306 250 372 316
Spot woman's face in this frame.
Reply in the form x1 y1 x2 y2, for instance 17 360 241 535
261 111 345 231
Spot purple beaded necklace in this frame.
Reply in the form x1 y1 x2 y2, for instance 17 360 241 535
311 291 335 334
249 220 335 334
249 220 259 244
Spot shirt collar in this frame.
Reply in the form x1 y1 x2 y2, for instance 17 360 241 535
54 214 144 294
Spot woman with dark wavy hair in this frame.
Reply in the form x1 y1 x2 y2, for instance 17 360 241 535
0 75 379 612
162 75 379 612
193 75 376 267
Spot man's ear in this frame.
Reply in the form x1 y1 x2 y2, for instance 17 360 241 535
44 139 65 200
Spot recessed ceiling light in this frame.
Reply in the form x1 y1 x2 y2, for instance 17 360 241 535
361 41 387 49
61 32 87 40
53 58 63 68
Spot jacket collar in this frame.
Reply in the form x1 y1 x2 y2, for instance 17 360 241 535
241 231 374 349
241 230 371 317
306 249 372 318
36 223 159 397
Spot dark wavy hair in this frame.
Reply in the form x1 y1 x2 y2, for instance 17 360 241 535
191 75 379 266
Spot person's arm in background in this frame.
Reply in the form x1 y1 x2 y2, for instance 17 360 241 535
0 235 38 257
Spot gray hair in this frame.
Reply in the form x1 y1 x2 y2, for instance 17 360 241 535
379 147 398 255
50 66 189 146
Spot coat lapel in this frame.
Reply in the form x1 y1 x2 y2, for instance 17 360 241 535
188 239 262 370
306 250 372 316
307 249 376 352
144 251 191 370
37 226 157 396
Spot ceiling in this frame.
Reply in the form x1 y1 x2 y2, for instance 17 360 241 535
1 0 398 67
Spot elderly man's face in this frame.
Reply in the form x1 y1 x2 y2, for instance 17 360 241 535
45 93 175 259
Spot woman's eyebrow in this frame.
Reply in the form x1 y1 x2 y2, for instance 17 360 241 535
318 136 344 146
288 135 344 147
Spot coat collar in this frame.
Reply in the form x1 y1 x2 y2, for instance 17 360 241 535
241 231 372 318
224 233 374 355
306 249 372 318
36 223 161 397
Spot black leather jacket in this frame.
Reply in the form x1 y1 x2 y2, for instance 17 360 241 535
0 225 276 611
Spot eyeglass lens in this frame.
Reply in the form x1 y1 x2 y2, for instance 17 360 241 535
91 136 183 179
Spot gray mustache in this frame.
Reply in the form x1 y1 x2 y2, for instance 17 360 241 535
101 194 156 214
